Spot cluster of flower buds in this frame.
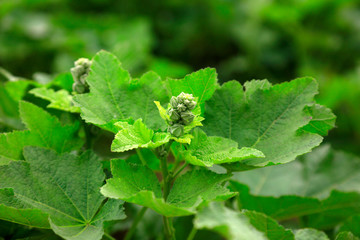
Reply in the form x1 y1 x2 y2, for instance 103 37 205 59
167 92 197 137
71 58 92 94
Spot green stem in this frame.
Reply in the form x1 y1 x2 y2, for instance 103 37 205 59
159 140 175 239
172 162 188 181
103 232 115 240
124 207 148 240
186 227 197 240
136 148 146 166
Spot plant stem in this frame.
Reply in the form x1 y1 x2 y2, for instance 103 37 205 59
159 140 175 239
124 207 148 240
186 227 197 240
172 162 188 181
136 148 146 166
103 232 115 240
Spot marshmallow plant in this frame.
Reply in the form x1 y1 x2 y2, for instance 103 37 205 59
4 50 354 240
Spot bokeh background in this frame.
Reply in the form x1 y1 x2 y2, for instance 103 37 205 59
1 0 360 154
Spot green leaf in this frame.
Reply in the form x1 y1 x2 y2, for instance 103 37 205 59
111 119 170 152
0 80 35 130
194 202 294 240
101 160 235 217
301 104 336 136
336 232 360 240
295 229 329 240
230 145 360 229
30 88 80 113
0 101 82 164
165 68 218 104
183 129 264 167
73 50 168 132
0 188 50 228
203 78 330 171
0 147 125 240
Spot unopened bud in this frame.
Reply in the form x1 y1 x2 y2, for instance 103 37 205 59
180 111 195 125
168 124 184 137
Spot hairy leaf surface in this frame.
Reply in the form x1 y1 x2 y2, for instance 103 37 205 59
73 51 168 132
101 160 235 217
0 101 82 164
30 88 80 113
0 147 125 240
203 78 331 170
183 129 264 167
111 119 170 152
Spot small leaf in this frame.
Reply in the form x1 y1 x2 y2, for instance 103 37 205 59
183 129 264 167
30 88 80 113
111 119 170 152
301 104 336 136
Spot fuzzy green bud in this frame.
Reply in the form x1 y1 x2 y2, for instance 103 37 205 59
170 96 178 108
167 108 180 121
177 103 187 112
71 58 92 93
168 124 184 137
180 111 195 125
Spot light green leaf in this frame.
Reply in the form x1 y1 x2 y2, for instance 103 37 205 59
0 101 82 163
183 129 264 167
301 104 336 136
73 50 168 132
203 78 332 171
111 119 170 152
101 160 235 217
0 147 125 240
165 68 218 104
194 202 294 240
295 229 329 240
30 88 80 113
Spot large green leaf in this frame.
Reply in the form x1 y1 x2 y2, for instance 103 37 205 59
203 78 332 171
231 145 360 229
30 88 80 113
0 101 82 164
73 51 168 133
182 128 264 167
111 119 170 152
194 202 294 240
0 147 125 240
101 160 236 217
165 68 218 104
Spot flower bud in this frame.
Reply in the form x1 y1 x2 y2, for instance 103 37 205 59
180 111 195 125
170 96 178 108
168 124 184 137
72 82 87 94
177 103 187 112
71 58 92 94
167 108 180 121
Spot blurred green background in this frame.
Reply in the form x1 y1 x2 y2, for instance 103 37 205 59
1 0 360 154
